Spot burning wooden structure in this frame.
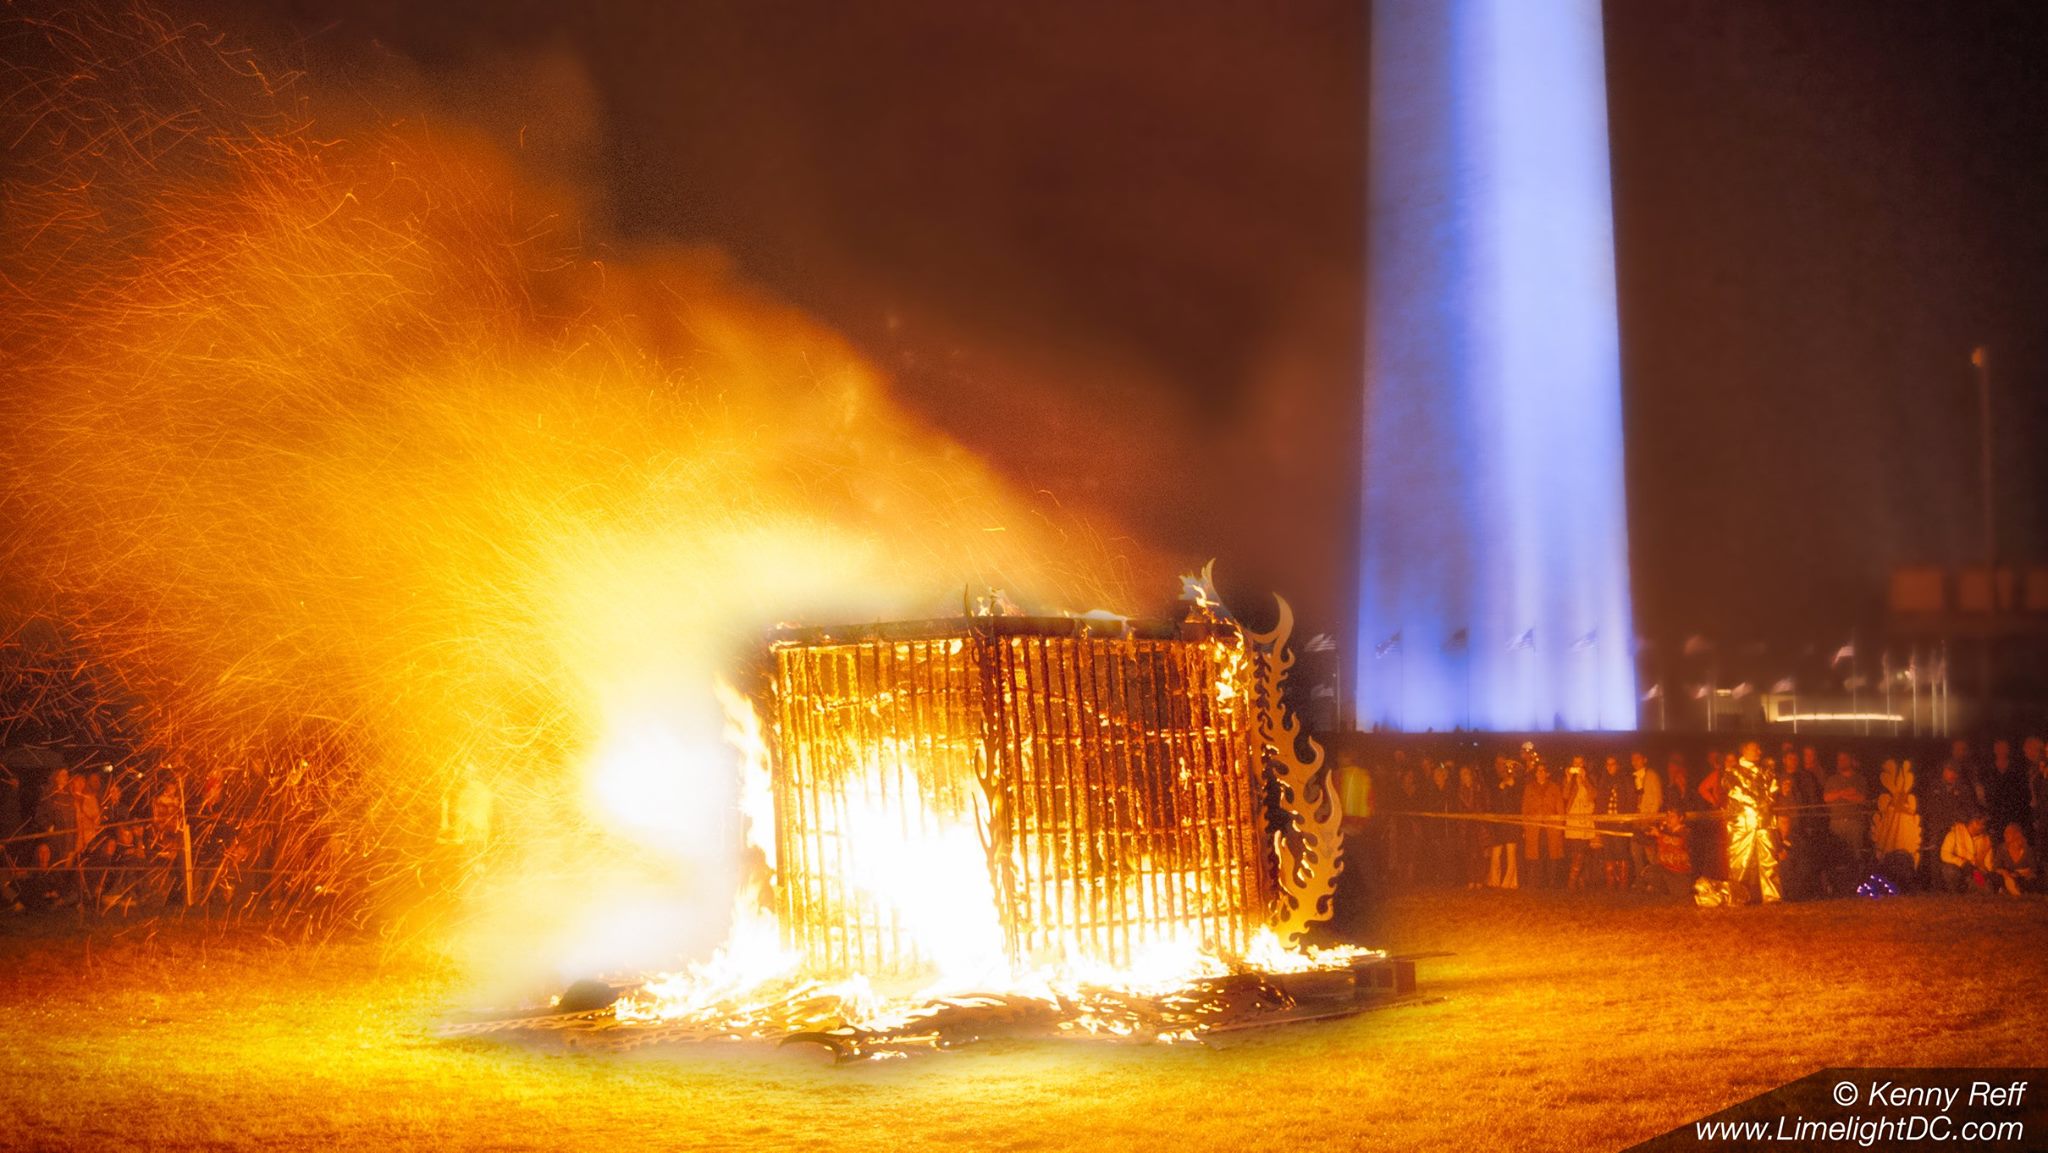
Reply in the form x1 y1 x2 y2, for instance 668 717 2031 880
449 588 1397 1061
765 596 1342 979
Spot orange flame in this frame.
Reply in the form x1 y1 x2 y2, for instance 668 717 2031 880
0 4 1147 983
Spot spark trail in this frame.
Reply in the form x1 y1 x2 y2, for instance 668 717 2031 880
0 3 1145 981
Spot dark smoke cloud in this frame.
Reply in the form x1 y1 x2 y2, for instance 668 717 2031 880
170 0 2048 660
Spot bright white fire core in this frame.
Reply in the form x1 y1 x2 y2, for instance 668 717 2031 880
607 684 1380 1046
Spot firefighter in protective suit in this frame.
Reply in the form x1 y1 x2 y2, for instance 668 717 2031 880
1702 740 1781 905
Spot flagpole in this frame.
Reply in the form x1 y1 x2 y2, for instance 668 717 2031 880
1337 633 1350 733
1941 639 1950 737
1707 660 1716 734
1885 651 1895 736
1935 642 1944 736
1594 634 1604 731
1936 643 1944 737
1910 645 1919 737
1851 631 1863 736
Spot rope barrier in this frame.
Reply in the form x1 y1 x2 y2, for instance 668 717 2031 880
4 863 337 877
0 816 162 849
1367 800 1878 831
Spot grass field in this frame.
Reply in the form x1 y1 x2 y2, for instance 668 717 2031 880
3 890 2043 1152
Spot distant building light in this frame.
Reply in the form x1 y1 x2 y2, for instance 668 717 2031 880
1771 712 1906 724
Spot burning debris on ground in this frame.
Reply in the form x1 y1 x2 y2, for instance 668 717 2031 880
449 947 1417 1062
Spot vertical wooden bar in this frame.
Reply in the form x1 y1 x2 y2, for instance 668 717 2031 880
1054 636 1090 960
1027 636 1058 955
1089 639 1114 964
786 647 817 967
807 647 832 970
792 647 823 971
990 634 1026 956
1019 636 1056 957
1073 636 1124 967
1171 643 1217 949
1143 643 1186 946
878 640 905 973
1193 642 1229 950
1067 637 1099 961
1215 639 1256 952
1236 639 1273 943
1150 642 1183 943
834 647 862 977
972 627 1022 965
1195 641 1230 950
1110 642 1157 952
1166 643 1200 946
1024 630 1056 958
1015 634 1047 959
870 643 890 973
858 644 881 975
1188 642 1228 950
1059 637 1088 960
907 638 936 972
1056 638 1089 958
1218 643 1250 953
770 648 799 955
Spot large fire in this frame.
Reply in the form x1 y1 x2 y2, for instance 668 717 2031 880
0 4 1139 976
763 616 1276 978
579 594 1383 1059
2 4 1391 1050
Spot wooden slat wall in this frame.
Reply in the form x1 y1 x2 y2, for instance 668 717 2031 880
770 626 1275 977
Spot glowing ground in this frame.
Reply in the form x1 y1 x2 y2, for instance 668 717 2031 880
4 893 2041 1152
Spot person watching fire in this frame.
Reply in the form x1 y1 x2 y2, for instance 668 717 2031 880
1992 823 2038 896
1939 814 1995 893
1561 756 1596 891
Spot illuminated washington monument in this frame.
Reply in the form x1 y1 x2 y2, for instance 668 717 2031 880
1357 0 1636 731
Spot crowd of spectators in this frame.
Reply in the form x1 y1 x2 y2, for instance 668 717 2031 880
8 728 2042 920
0 760 298 915
1332 735 2048 901
1 751 475 920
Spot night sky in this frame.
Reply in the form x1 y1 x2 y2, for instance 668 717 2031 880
208 0 2048 671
